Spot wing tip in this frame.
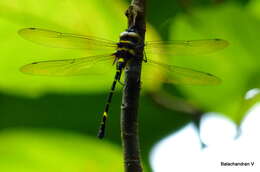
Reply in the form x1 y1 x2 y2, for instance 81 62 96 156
20 63 35 75
204 72 222 85
18 28 25 36
18 28 38 37
212 76 222 85
214 38 229 48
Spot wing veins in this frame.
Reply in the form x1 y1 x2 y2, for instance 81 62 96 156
21 54 115 76
145 39 229 56
146 59 221 85
19 28 117 49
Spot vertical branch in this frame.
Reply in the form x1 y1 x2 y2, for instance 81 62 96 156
121 0 146 172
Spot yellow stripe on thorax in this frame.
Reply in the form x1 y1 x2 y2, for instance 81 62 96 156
117 47 135 55
119 40 131 44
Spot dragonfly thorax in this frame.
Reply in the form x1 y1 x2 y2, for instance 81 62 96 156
115 30 141 61
119 30 141 44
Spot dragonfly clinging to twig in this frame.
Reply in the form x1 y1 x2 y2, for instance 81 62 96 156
19 27 228 138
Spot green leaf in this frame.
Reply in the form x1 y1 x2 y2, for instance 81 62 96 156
0 129 123 172
0 92 189 172
248 0 260 18
168 3 260 123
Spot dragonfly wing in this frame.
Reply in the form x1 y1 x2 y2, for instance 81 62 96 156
21 54 115 76
147 60 221 85
19 28 117 50
145 39 229 56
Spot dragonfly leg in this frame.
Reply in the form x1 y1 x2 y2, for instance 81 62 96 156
143 51 148 63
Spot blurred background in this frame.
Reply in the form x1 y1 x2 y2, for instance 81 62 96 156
0 0 259 171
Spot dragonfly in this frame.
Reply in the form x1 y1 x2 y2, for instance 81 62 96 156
19 27 228 139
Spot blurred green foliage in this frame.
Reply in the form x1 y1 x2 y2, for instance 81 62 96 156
0 0 127 96
169 2 260 123
0 129 123 172
0 0 259 171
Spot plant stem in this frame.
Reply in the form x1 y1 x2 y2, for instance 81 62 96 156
121 0 146 172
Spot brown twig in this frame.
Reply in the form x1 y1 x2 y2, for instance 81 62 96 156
121 0 146 171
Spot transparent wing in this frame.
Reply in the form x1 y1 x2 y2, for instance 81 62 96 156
21 54 115 76
145 39 229 56
146 60 221 85
18 28 117 50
